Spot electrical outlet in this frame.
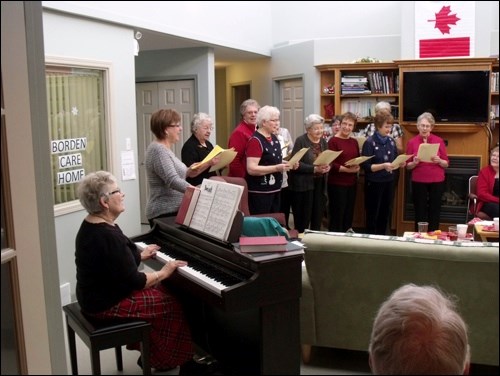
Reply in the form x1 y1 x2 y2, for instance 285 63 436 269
60 282 71 306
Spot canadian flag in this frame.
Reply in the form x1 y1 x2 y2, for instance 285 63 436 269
415 1 475 58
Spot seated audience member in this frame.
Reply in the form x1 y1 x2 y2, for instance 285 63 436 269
476 146 499 219
75 171 211 374
369 283 470 375
181 112 218 186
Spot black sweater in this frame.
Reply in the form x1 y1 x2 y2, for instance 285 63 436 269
75 221 146 313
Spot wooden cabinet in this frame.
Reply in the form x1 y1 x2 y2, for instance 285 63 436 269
317 62 399 130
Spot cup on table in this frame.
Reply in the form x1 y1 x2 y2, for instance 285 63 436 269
457 224 468 239
417 222 428 233
494 217 499 231
448 226 458 241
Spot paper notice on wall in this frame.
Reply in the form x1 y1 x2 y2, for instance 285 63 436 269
121 150 136 180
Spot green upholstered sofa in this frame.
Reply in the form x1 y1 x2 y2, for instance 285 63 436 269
300 231 499 366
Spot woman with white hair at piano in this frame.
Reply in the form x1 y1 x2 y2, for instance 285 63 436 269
75 170 212 374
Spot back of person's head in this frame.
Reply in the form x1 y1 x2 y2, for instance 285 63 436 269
150 108 181 140
77 171 117 215
369 283 470 375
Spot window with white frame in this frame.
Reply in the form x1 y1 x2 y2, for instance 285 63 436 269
46 64 109 213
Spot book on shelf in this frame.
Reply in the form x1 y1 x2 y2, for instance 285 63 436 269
238 235 287 253
234 240 305 261
187 178 244 242
175 186 201 226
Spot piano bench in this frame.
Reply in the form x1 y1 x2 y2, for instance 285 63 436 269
62 302 152 375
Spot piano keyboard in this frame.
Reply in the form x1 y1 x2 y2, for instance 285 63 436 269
136 241 240 296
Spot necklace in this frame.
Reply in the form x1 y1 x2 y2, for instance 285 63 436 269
90 214 115 226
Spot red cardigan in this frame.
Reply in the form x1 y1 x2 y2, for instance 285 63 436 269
476 164 499 213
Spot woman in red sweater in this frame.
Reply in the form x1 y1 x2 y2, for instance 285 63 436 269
476 146 499 219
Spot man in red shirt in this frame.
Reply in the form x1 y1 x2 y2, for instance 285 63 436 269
228 99 260 177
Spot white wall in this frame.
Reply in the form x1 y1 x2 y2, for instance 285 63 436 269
270 1 402 47
42 1 273 56
43 11 142 297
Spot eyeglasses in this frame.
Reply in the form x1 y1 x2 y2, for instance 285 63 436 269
168 124 181 128
418 124 432 129
201 126 214 131
106 189 121 196
269 119 280 123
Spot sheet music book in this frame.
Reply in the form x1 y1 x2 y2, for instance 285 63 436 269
175 186 201 226
345 155 374 166
287 147 309 165
189 178 244 241
314 150 343 165
417 143 439 162
390 154 413 169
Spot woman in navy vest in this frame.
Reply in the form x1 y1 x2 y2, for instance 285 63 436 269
246 106 296 214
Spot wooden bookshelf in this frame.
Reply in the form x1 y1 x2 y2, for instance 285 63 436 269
317 62 399 130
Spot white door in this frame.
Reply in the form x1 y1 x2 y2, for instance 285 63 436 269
279 78 304 143
136 80 195 224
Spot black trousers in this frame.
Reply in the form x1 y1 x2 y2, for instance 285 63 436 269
364 180 394 235
328 183 357 232
291 179 327 233
411 181 445 232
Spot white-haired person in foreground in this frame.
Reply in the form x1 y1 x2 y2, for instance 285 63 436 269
369 283 470 375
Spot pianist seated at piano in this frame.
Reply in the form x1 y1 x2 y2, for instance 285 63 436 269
75 171 215 374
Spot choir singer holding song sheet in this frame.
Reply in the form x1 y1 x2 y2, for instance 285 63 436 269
145 109 218 227
246 106 298 215
288 114 331 233
361 111 405 235
181 112 217 186
405 112 449 232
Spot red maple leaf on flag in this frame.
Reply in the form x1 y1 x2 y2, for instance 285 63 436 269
427 5 461 34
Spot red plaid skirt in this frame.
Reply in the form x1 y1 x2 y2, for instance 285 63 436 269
89 283 193 369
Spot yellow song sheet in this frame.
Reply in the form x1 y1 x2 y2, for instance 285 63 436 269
314 150 343 165
287 147 309 165
417 143 439 162
209 148 237 172
345 155 374 166
390 154 413 169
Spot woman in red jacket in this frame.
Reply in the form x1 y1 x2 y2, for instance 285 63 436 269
476 146 499 219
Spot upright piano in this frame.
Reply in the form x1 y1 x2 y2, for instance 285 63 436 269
131 217 303 375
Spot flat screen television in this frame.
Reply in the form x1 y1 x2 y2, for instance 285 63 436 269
402 70 490 123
